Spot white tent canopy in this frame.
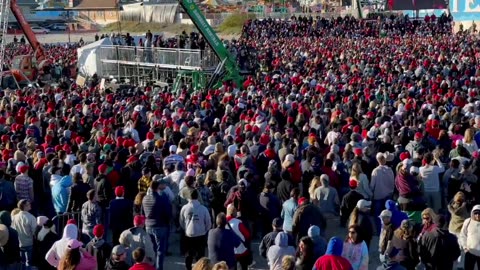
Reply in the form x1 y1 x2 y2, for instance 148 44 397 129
77 38 114 77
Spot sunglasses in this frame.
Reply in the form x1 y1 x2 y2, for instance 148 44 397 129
348 231 357 234
422 216 431 220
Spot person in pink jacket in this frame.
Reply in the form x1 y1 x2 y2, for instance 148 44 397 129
58 239 97 270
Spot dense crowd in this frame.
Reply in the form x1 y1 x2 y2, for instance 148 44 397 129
2 12 480 270
3 42 78 81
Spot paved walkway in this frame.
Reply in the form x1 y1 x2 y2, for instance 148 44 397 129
164 217 381 270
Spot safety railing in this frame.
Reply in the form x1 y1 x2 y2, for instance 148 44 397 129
97 45 218 70
52 207 110 239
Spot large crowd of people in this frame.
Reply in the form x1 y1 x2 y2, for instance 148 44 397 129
1 12 480 270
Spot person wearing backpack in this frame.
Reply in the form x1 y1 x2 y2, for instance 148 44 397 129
179 189 212 270
86 224 112 270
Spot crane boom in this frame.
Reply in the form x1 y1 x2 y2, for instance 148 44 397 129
10 0 47 63
178 0 242 88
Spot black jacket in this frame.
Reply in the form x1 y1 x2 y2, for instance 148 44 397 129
355 211 374 243
67 181 91 212
277 180 295 203
109 198 133 231
105 258 130 270
292 203 326 243
94 175 113 208
258 191 282 222
340 190 364 226
418 228 461 270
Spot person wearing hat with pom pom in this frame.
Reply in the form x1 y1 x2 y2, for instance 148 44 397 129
86 224 112 270
109 186 133 245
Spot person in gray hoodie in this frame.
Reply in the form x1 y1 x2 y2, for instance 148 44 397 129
266 232 296 270
308 225 327 259
179 189 212 270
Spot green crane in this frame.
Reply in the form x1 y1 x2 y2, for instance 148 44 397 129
176 0 243 91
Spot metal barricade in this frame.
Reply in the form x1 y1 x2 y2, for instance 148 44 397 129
52 207 110 241
52 212 82 236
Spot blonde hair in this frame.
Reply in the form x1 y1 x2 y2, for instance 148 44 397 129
205 170 216 186
464 128 474 143
282 255 295 270
212 261 228 270
226 204 236 217
192 257 212 270
453 191 466 204
421 208 436 221
308 176 321 198
351 162 363 179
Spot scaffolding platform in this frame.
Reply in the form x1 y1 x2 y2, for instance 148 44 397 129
97 45 220 86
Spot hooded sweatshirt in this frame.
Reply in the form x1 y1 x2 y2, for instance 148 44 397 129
459 205 480 257
313 237 353 270
52 175 73 213
266 232 296 270
308 226 327 259
119 227 155 265
45 224 78 267
385 200 408 229
86 237 112 270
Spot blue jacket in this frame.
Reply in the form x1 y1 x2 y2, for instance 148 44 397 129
385 200 408 229
52 175 72 213
281 197 298 232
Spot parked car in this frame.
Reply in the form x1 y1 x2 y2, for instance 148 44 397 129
48 23 68 31
31 26 50 34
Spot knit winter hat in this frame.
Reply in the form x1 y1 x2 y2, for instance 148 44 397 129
93 224 105 238
114 186 125 197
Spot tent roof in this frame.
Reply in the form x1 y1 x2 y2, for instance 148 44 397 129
67 0 118 10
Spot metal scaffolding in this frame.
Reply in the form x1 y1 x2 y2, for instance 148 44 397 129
97 45 220 90
0 0 11 79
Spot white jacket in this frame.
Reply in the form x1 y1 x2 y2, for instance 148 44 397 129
459 205 480 257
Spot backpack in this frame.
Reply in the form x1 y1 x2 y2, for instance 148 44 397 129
87 240 111 270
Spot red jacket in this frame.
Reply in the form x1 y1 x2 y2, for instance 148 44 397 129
129 263 155 270
313 255 353 270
